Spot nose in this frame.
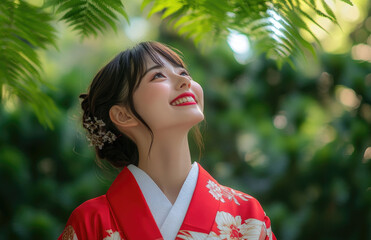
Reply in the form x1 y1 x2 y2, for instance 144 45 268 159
176 75 191 90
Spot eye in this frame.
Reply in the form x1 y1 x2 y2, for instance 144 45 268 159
180 70 189 76
152 72 165 80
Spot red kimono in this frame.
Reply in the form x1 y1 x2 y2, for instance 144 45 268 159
59 163 276 240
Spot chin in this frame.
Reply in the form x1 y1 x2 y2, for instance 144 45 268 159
158 114 204 132
187 112 205 127
195 112 205 123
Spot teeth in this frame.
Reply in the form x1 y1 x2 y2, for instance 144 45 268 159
171 97 195 106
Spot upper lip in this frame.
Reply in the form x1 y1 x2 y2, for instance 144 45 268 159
170 92 197 105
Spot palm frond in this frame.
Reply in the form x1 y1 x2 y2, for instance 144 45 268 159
143 0 352 64
52 0 129 37
0 0 58 128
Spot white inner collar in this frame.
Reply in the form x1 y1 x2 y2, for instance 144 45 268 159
128 162 199 240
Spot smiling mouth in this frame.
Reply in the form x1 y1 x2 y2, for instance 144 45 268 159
171 96 197 106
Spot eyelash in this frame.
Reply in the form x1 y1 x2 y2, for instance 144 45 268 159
152 72 165 80
180 71 189 76
151 70 190 80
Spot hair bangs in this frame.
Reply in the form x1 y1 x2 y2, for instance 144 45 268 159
152 42 185 68
143 41 186 69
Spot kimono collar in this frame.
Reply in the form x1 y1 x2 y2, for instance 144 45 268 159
106 167 163 240
179 163 220 233
106 163 220 239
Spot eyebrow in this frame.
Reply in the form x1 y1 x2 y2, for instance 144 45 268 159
142 64 163 79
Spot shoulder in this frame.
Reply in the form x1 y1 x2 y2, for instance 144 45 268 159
69 195 110 221
215 181 263 206
198 164 266 216
202 178 276 239
58 195 118 240
222 184 265 212
205 177 266 219
212 183 276 239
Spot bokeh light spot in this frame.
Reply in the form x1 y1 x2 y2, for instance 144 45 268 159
273 114 287 129
341 3 360 22
351 44 371 62
363 147 371 163
227 30 250 54
335 85 361 109
124 17 150 41
227 30 251 64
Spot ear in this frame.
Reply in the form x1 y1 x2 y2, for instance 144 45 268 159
109 105 138 128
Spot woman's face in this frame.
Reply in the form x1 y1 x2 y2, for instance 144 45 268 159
133 54 204 132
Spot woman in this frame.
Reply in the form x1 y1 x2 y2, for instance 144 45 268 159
59 41 276 240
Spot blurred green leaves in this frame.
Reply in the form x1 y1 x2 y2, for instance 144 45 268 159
199 51 370 239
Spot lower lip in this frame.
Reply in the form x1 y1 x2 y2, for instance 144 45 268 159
173 102 197 106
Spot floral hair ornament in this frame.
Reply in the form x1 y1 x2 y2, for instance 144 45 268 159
83 117 117 150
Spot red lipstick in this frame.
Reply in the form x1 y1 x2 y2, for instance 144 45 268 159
170 92 197 106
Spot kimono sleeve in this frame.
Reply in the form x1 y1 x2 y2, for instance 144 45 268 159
58 195 121 240
263 211 277 240
249 197 277 240
232 189 277 240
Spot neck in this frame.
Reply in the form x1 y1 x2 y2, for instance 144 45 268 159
136 130 193 204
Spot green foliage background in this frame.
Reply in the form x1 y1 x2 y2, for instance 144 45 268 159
0 0 370 239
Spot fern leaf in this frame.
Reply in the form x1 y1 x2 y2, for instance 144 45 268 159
104 0 129 22
162 3 184 19
144 0 351 64
53 0 129 37
93 1 120 30
309 0 317 7
0 0 58 128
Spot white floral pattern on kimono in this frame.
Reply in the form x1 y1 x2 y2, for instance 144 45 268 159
177 211 270 240
177 231 219 240
206 180 252 205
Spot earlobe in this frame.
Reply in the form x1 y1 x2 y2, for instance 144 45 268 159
109 105 138 128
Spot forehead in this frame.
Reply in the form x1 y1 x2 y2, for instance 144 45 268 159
144 54 184 69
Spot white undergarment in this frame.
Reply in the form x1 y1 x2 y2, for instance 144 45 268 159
127 162 199 240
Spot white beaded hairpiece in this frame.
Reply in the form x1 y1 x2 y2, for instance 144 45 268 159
83 117 117 150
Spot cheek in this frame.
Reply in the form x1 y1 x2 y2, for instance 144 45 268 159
133 83 170 115
192 82 204 110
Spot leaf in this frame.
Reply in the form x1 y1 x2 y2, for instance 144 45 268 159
53 0 129 37
162 3 183 19
339 0 353 6
309 0 317 7
143 0 345 66
287 9 321 46
321 0 337 22
296 7 329 34
0 0 59 128
141 0 154 10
